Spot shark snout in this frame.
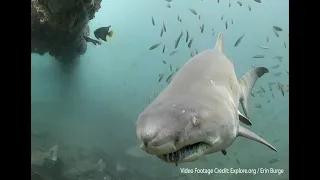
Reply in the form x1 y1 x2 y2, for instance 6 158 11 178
137 126 158 148
136 125 178 155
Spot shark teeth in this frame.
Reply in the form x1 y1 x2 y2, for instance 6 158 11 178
157 142 208 163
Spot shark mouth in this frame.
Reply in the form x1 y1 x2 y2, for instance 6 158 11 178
156 142 210 165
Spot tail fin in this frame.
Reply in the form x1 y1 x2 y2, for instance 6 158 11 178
238 67 269 118
97 159 106 172
108 30 114 38
49 145 58 161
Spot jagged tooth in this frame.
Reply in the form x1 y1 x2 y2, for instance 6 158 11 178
166 154 170 162
173 144 177 151
171 153 174 162
178 150 182 161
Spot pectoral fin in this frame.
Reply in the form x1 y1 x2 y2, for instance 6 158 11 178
237 125 277 152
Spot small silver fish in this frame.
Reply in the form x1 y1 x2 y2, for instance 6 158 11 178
200 24 204 33
189 9 197 15
268 158 280 164
273 29 279 37
149 43 161 50
259 46 269 50
186 30 189 43
272 64 280 69
174 32 183 49
273 26 282 31
268 82 275 87
280 87 285 96
276 81 282 90
234 33 245 47
158 73 164 82
236 158 241 165
190 50 194 57
169 50 178 56
151 17 155 26
273 72 282 77
188 38 193 48
160 28 164 37
163 22 167 32
272 139 280 143
237 1 242 6
274 56 283 62
252 55 265 58
166 72 174 82
268 85 272 92
254 104 261 108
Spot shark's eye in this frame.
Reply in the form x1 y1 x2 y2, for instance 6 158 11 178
192 116 200 126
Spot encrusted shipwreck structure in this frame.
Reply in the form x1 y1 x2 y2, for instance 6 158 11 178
31 0 102 60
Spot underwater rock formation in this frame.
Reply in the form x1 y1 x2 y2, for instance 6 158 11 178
31 0 102 60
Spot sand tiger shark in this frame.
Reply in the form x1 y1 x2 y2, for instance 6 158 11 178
135 32 277 165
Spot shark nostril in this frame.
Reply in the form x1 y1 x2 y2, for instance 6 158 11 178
141 125 158 142
143 140 148 148
174 138 179 145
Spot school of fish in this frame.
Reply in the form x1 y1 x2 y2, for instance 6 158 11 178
147 0 288 109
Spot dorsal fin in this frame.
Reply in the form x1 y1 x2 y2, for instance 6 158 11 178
97 159 106 172
48 145 58 161
214 32 224 52
238 67 269 118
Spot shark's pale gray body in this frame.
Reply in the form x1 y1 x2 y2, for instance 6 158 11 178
136 33 277 164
